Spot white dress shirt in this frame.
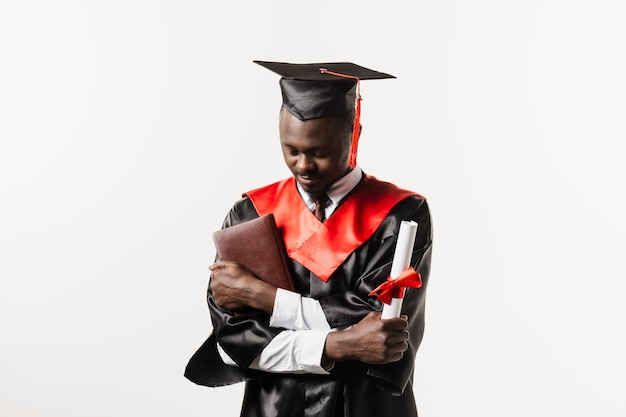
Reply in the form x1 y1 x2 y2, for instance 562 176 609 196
217 167 363 374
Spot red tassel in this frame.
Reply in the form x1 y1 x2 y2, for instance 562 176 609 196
348 90 361 168
319 68 361 169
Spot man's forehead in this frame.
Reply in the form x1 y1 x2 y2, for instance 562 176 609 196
279 114 348 146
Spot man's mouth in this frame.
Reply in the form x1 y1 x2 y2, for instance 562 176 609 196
296 171 320 179
297 174 322 186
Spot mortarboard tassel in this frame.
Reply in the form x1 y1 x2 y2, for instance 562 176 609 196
319 68 362 169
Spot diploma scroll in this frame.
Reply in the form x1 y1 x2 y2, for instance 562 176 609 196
381 221 419 319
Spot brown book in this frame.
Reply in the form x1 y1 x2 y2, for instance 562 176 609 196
212 214 295 291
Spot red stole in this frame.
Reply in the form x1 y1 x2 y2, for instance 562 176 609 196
244 175 420 282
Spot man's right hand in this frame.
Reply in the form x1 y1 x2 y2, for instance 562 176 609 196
322 311 409 365
209 260 277 315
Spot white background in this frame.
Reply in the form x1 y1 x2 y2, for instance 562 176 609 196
1 1 625 416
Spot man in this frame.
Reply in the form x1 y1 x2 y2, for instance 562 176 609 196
186 61 433 417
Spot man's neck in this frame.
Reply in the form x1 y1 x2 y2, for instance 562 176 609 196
296 167 363 218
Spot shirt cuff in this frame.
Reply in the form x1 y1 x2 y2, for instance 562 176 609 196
270 288 331 331
254 329 332 374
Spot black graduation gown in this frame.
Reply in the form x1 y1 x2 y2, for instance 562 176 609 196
186 193 433 417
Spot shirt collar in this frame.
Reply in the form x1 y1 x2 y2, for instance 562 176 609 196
297 167 363 210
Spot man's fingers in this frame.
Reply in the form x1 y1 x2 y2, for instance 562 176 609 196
208 260 226 271
209 259 239 271
388 351 404 363
380 318 408 332
386 329 409 344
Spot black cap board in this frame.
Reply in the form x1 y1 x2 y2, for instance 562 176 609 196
253 60 395 121
253 61 396 82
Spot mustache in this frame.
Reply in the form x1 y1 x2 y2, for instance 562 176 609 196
295 170 320 178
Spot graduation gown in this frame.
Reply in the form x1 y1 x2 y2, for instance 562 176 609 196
185 175 433 417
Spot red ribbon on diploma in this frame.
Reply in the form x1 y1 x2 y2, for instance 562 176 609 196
369 267 422 305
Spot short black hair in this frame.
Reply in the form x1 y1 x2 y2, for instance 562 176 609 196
338 108 356 141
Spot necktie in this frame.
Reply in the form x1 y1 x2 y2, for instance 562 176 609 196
313 194 329 222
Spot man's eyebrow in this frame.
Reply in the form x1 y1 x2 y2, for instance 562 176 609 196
282 143 326 151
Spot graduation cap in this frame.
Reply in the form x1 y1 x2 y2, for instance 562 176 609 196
254 60 395 168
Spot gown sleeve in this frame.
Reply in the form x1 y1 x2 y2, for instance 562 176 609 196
318 196 433 395
207 198 284 370
185 197 295 386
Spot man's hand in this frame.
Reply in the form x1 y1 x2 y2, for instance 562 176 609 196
209 260 277 315
323 311 409 365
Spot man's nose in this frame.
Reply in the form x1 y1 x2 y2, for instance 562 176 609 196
296 154 315 173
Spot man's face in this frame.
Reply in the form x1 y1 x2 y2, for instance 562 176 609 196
279 108 352 195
